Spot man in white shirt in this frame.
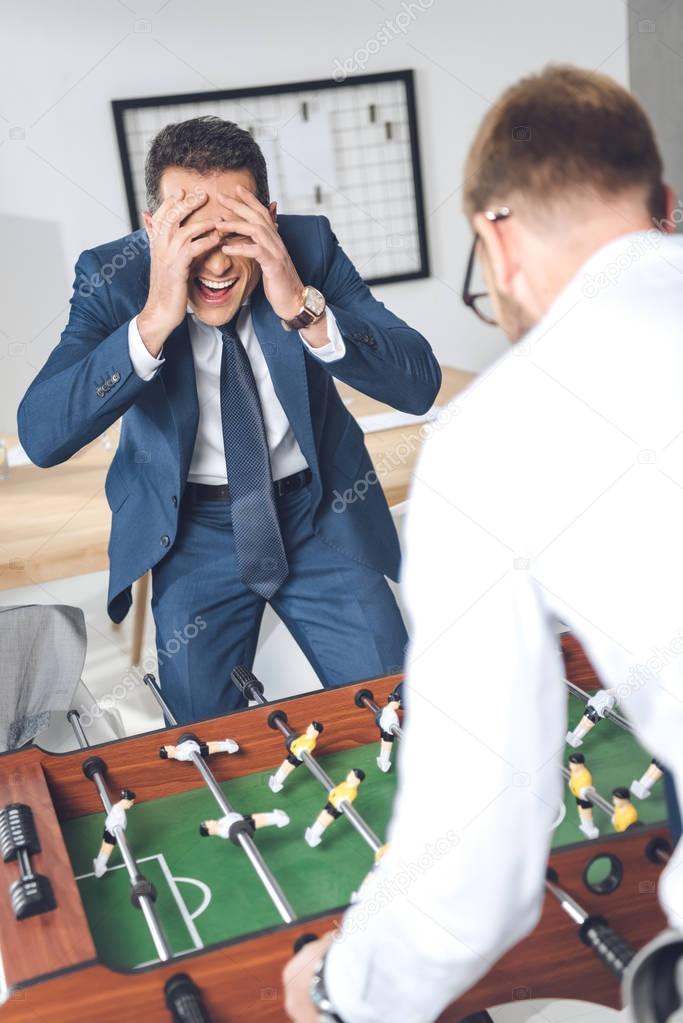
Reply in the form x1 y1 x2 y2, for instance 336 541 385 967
284 65 683 1023
18 117 441 725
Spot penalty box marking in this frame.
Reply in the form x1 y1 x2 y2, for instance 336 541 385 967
75 853 211 952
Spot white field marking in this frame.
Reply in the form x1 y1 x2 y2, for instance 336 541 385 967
172 877 212 921
155 855 204 950
75 854 207 951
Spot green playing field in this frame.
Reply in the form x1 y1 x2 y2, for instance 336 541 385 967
61 697 667 970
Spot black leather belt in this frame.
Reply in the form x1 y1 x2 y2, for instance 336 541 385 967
185 468 312 503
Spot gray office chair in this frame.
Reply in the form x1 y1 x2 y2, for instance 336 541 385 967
0 604 123 752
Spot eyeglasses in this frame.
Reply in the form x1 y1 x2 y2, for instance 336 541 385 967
461 207 512 326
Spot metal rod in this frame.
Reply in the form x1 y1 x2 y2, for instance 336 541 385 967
67 710 173 963
545 876 587 925
565 680 634 734
251 685 382 853
357 693 404 740
561 766 614 818
142 676 296 924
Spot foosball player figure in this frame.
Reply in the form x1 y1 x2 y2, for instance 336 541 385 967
93 789 136 878
268 721 324 793
305 768 366 848
611 787 639 832
566 687 618 748
376 691 401 773
630 757 664 800
200 809 290 839
160 736 239 761
351 843 390 903
567 753 599 840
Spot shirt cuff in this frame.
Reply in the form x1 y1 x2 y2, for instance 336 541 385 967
299 308 346 363
128 316 165 380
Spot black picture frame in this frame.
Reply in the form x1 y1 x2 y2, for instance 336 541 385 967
111 69 430 287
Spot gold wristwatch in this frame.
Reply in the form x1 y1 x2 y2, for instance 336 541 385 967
280 286 326 331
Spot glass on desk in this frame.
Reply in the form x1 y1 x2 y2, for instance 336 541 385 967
0 438 9 480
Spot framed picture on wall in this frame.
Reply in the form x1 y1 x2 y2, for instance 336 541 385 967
112 69 429 287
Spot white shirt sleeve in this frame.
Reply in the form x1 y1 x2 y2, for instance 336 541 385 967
298 308 346 363
324 425 568 1023
128 316 165 380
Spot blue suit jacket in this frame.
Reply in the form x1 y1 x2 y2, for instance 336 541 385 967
18 215 441 622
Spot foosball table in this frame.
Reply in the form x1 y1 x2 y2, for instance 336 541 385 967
0 636 673 1022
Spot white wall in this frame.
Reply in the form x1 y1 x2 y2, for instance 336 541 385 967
628 0 683 220
0 0 629 434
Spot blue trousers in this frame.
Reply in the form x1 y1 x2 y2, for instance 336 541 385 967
150 483 408 724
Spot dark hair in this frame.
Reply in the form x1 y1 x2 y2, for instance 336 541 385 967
121 789 136 800
568 753 585 764
352 768 366 782
612 786 630 799
389 691 401 704
311 721 324 733
464 64 665 222
144 115 270 212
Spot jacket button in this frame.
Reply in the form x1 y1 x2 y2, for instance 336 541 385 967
171 495 178 507
96 386 105 397
112 371 120 383
160 534 170 547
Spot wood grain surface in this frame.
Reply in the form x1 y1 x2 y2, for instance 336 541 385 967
0 749 96 990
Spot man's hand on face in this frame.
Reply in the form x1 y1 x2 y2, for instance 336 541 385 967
138 189 223 355
215 184 305 323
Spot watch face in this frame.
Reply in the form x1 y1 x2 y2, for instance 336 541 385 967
303 287 325 316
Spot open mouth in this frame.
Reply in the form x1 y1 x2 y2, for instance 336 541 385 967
194 276 238 304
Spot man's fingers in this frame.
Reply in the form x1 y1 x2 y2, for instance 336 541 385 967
153 189 209 236
187 231 224 260
214 217 258 238
176 217 222 244
220 242 260 260
217 190 270 226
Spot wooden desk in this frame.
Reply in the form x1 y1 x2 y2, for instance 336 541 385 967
0 366 474 593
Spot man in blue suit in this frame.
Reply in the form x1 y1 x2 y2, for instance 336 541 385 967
18 116 441 725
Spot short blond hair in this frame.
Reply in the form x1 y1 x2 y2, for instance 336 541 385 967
463 65 664 221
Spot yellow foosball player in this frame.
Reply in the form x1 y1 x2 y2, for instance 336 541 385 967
567 753 599 840
305 768 365 848
268 721 324 793
351 842 390 903
611 787 639 832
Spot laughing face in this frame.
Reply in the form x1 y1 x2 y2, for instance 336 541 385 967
158 165 275 327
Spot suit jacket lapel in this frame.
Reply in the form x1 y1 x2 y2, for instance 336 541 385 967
250 283 318 480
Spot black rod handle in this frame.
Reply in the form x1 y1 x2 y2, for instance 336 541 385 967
165 973 213 1023
580 915 637 977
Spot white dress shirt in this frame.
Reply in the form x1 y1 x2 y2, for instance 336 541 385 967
128 304 345 484
327 231 683 1023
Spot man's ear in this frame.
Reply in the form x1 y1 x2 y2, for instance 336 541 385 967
472 212 515 295
661 184 676 232
268 201 278 226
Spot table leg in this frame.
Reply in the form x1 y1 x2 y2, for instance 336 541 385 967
131 571 150 666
